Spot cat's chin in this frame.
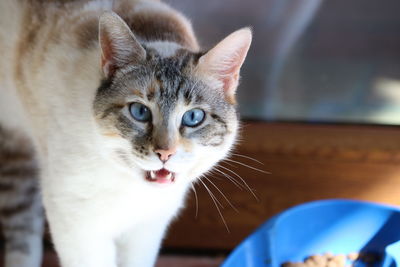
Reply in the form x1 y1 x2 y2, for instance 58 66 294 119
145 168 176 185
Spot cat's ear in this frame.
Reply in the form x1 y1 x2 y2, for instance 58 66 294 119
99 11 146 78
197 28 252 97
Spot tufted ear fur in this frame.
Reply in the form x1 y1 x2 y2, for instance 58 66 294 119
99 11 146 78
197 28 252 97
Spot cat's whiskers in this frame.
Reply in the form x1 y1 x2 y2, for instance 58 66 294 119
199 177 230 232
216 164 259 201
223 158 270 174
203 176 239 213
202 179 224 209
219 160 237 169
231 153 265 165
212 168 245 190
190 183 199 219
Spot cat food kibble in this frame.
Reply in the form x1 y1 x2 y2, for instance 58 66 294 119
282 252 381 267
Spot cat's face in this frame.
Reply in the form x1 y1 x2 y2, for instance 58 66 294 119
93 12 251 186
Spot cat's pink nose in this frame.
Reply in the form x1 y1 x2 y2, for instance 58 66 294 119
155 146 177 162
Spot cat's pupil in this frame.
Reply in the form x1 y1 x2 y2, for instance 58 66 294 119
139 106 145 115
182 108 205 127
129 102 151 122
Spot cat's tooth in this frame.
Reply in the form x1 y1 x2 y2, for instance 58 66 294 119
166 173 172 180
150 171 156 179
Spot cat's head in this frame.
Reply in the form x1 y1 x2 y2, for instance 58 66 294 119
93 12 251 186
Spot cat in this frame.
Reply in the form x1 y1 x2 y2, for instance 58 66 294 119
0 0 252 266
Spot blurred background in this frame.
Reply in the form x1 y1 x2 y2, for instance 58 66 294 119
159 0 400 266
168 0 400 124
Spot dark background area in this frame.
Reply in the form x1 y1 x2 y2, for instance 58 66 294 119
167 0 400 124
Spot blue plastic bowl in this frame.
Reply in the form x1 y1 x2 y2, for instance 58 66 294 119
222 199 400 267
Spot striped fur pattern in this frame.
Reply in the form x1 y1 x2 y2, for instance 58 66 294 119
0 127 44 267
0 0 251 266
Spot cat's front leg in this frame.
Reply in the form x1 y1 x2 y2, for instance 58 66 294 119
117 220 170 267
48 223 118 267
43 197 118 267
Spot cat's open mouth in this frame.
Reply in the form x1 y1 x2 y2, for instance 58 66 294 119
145 168 176 184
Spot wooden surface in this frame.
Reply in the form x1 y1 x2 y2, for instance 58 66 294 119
33 252 224 267
164 122 400 250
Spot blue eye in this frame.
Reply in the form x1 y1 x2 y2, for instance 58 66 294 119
182 109 205 127
129 102 151 122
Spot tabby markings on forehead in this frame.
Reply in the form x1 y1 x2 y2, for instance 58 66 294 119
147 92 155 101
131 89 143 98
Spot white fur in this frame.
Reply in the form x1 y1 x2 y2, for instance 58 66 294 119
82 0 114 12
145 41 182 58
0 0 28 134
